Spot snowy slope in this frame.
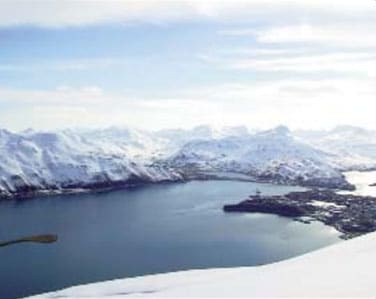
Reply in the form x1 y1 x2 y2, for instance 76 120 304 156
295 125 376 170
27 231 376 298
1 125 367 198
0 128 182 198
0 125 257 198
155 125 252 156
168 126 351 189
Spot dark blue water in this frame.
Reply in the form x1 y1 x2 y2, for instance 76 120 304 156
0 181 341 299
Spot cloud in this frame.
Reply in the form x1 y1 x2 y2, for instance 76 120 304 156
0 0 255 27
0 85 222 130
198 48 376 76
219 24 376 47
207 17 376 75
2 1 376 131
1 0 375 28
182 78 376 130
0 58 127 72
2 76 376 132
256 25 376 48
224 52 376 74
212 2 376 76
0 85 105 106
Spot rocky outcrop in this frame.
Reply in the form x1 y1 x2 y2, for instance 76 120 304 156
224 189 376 239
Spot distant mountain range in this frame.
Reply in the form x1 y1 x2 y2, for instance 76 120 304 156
1 125 376 199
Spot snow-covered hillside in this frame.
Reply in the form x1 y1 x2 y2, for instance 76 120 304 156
168 126 352 189
295 125 376 170
27 231 376 298
3 125 375 198
0 128 182 198
155 125 252 157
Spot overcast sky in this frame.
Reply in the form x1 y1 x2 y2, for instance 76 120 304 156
1 0 376 131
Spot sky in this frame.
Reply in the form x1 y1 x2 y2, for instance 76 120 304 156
1 0 376 132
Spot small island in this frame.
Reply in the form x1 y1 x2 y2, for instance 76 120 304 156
0 234 58 247
224 189 376 239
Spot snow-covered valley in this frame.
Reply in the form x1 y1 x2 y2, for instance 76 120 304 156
2 125 376 199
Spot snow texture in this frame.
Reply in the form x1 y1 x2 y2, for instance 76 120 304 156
27 231 376 298
2 125 376 197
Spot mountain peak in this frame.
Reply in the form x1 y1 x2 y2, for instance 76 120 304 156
273 125 290 134
332 125 367 134
258 125 291 138
220 126 249 137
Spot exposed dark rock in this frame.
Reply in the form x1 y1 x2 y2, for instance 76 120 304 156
224 200 306 217
0 174 184 201
223 189 376 239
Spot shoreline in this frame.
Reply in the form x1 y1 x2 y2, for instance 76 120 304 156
0 171 355 201
224 189 376 239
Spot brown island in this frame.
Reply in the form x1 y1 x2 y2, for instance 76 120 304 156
0 234 58 247
223 189 376 239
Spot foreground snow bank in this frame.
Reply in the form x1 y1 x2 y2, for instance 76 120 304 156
28 231 376 298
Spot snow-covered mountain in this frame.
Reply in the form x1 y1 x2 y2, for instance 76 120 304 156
27 231 376 298
295 125 376 170
3 124 376 198
167 126 352 189
0 128 182 198
154 125 252 156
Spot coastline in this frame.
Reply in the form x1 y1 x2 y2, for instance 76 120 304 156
0 170 355 201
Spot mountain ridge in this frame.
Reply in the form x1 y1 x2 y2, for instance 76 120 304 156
3 124 376 199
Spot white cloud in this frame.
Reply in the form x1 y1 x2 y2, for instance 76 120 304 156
256 24 376 48
225 52 376 74
207 16 376 75
198 47 376 76
0 58 127 72
1 0 375 27
220 24 376 48
4 77 375 131
166 77 376 130
0 85 223 130
0 85 105 106
2 1 376 131
213 3 376 75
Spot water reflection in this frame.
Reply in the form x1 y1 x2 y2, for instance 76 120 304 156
0 180 341 299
